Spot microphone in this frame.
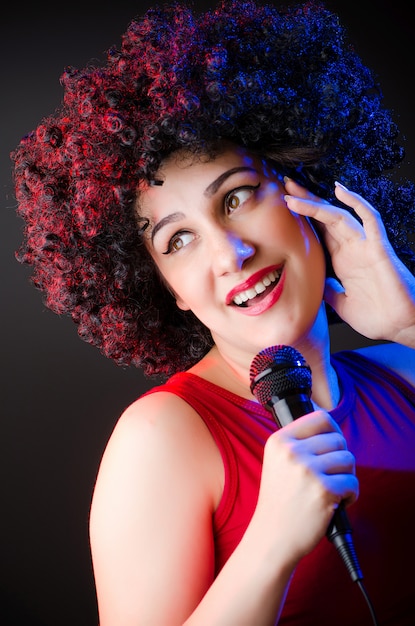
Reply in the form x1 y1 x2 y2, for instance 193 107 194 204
249 344 363 583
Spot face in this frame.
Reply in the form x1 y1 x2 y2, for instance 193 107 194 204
138 145 326 363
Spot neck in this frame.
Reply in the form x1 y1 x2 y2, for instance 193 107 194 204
291 307 340 410
190 306 341 410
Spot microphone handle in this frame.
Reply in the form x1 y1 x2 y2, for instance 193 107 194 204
270 394 363 582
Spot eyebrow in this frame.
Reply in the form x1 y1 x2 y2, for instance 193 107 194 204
204 166 257 197
151 212 185 243
150 165 258 243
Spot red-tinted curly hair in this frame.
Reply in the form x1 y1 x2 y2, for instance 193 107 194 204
11 0 415 378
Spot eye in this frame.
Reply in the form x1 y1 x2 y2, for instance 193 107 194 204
224 183 260 214
163 230 195 255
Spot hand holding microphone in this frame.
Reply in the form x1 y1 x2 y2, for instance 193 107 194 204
249 344 363 583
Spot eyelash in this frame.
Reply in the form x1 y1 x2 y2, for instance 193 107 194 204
162 182 261 255
162 230 192 255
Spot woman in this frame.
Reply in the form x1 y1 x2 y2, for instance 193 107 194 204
12 1 415 624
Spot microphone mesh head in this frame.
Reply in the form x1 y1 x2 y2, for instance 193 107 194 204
249 345 312 407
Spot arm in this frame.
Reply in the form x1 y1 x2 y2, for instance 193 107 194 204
90 392 357 625
284 179 415 348
90 391 220 625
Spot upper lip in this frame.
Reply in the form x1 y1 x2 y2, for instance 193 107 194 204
225 264 283 305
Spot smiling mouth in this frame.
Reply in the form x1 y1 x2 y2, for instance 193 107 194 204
232 269 281 307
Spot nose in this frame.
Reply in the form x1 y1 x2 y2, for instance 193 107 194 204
211 230 255 274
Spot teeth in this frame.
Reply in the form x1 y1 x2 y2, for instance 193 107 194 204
233 270 280 305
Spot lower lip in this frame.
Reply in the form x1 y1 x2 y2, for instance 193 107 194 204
234 269 286 316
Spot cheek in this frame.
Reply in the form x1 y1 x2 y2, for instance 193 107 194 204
296 215 323 260
304 239 327 310
280 213 326 292
261 206 318 255
145 248 186 303
299 216 326 279
156 263 205 312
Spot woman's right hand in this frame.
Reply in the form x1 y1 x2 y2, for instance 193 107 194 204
255 409 358 567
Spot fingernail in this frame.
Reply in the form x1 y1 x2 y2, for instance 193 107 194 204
283 175 292 184
334 181 348 190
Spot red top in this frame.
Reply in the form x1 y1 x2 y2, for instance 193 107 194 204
145 351 415 625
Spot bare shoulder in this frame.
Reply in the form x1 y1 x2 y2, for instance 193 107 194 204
94 389 224 500
113 389 215 445
355 342 415 387
89 391 224 623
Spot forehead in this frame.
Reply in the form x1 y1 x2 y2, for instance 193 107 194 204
157 146 259 183
136 147 260 244
137 146 267 213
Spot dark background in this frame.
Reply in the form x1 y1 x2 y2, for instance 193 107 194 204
1 1 413 624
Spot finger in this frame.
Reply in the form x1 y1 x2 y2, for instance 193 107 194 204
284 191 365 242
334 181 388 240
322 473 359 506
284 177 382 235
285 180 388 246
283 177 347 229
283 177 316 200
284 177 384 236
315 449 356 475
284 430 348 458
281 411 343 439
306 433 349 458
323 277 346 315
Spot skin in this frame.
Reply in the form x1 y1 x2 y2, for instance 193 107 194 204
140 147 335 406
89 144 415 625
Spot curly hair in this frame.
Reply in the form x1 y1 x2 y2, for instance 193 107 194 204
11 0 415 378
